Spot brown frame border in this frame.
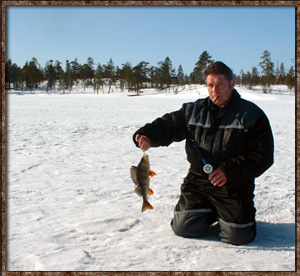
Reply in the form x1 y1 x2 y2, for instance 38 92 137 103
1 1 298 275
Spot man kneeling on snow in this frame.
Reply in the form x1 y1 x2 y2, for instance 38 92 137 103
133 61 274 246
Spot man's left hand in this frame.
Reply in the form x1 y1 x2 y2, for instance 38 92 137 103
209 168 227 187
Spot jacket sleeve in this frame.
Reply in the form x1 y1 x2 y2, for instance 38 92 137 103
133 105 188 148
220 113 274 182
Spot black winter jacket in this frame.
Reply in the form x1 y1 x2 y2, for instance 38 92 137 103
133 90 274 198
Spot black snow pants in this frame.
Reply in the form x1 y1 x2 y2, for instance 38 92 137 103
170 172 256 246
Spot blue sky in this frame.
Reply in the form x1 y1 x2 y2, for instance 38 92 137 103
6 5 295 75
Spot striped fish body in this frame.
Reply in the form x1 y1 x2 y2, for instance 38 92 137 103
130 153 156 212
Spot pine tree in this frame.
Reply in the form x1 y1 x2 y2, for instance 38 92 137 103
170 68 176 86
184 74 190 85
132 61 149 95
45 60 57 92
191 51 213 84
120 62 133 91
176 64 185 85
5 59 22 89
103 58 115 93
149 66 156 88
259 50 274 92
115 65 121 89
160 56 173 89
87 57 95 85
23 58 43 92
70 58 80 87
251 67 260 87
286 66 295 92
245 71 252 89
94 63 104 94
151 66 162 89
80 57 94 91
64 60 73 93
5 59 12 89
54 60 64 92
274 61 280 85
279 63 286 84
239 70 245 86
234 74 241 85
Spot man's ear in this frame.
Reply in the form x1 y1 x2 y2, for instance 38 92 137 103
229 79 235 90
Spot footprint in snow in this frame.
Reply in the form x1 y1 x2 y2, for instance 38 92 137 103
118 219 140 232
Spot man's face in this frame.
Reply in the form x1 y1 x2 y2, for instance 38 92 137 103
206 74 235 107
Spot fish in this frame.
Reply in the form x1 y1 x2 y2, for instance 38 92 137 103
130 153 156 212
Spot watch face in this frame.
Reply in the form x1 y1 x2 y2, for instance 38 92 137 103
203 164 213 174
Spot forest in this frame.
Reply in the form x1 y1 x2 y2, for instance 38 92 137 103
5 50 295 95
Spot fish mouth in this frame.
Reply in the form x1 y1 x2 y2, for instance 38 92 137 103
142 153 149 163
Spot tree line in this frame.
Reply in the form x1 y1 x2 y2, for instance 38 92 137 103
5 50 295 94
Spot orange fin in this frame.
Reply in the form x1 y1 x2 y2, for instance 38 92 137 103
142 200 154 212
134 186 142 197
149 171 156 178
148 188 154 196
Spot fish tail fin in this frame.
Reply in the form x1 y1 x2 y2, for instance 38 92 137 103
142 199 154 213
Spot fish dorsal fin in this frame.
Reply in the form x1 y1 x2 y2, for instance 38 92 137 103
148 188 154 196
134 186 143 197
130 166 138 185
149 171 156 178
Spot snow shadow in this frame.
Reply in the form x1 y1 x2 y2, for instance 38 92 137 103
190 221 295 250
253 221 295 250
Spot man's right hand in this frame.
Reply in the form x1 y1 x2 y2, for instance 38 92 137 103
135 134 152 152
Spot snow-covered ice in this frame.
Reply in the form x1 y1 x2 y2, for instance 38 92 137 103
5 85 295 271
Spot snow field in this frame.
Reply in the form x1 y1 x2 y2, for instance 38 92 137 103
5 86 295 271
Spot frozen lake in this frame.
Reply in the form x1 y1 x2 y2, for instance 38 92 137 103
5 85 295 271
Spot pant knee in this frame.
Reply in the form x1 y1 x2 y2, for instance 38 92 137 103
218 218 256 245
171 209 211 238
